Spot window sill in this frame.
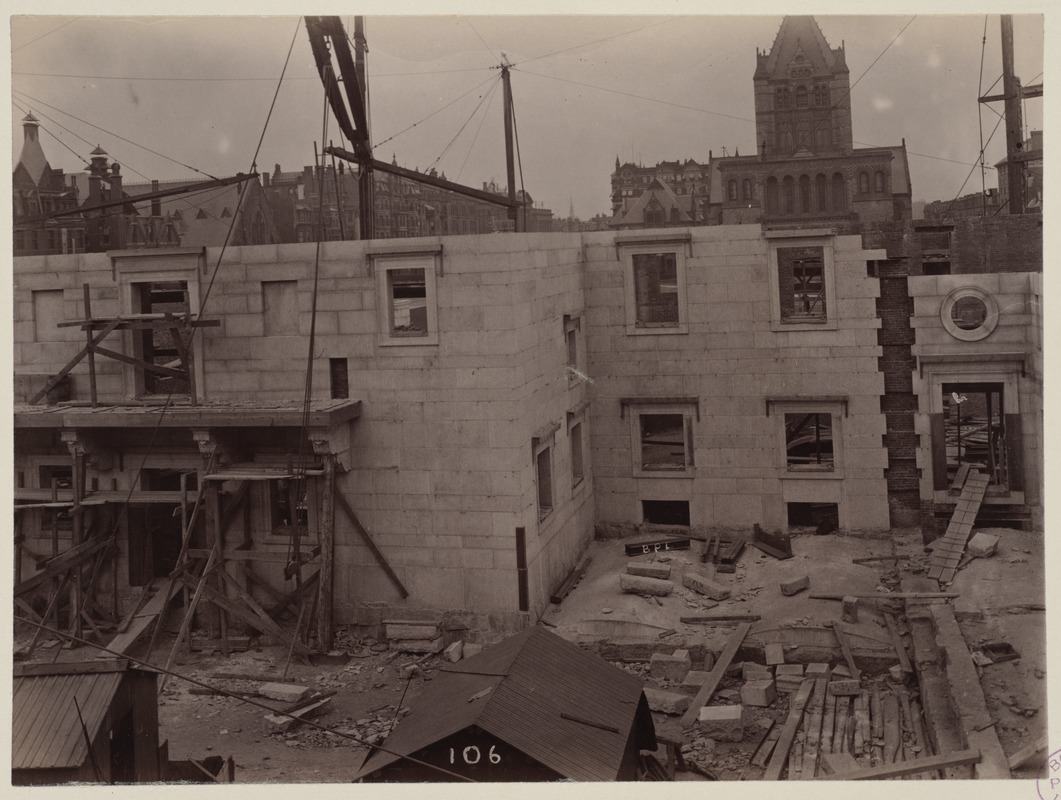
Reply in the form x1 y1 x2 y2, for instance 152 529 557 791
782 470 844 481
634 467 696 479
626 324 688 336
770 319 838 333
380 334 439 347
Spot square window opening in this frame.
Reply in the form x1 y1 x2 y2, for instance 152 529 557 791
778 246 826 323
640 413 689 471
642 500 690 526
536 446 553 521
633 252 679 328
922 261 952 276
785 412 834 471
941 382 1008 488
388 267 429 336
133 280 192 397
787 502 839 531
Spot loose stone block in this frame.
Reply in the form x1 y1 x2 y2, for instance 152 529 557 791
620 572 675 597
682 572 731 600
833 664 852 678
764 643 785 666
698 704 744 742
741 679 777 707
650 649 691 682
263 697 331 732
805 663 831 677
775 664 804 677
395 635 444 654
682 670 710 690
828 679 862 696
643 687 692 715
386 622 440 641
463 643 484 659
841 596 859 624
258 683 310 703
443 640 463 662
780 575 810 596
742 662 773 681
626 562 673 580
967 532 999 558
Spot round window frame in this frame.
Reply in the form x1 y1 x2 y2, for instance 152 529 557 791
940 286 999 342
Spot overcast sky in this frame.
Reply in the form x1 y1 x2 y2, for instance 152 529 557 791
9 8 1044 220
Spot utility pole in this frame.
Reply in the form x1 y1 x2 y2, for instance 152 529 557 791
501 61 521 232
354 16 375 239
1000 15 1025 215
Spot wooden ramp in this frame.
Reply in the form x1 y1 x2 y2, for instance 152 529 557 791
106 577 179 655
927 469 989 584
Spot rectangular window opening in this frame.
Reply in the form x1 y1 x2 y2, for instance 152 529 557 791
262 280 299 336
570 422 584 486
787 502 839 530
536 446 553 521
640 413 689 471
785 412 834 471
388 267 428 336
642 500 690 526
941 382 1007 488
329 357 349 400
270 479 309 536
134 280 191 397
633 252 679 327
922 261 952 276
777 246 826 323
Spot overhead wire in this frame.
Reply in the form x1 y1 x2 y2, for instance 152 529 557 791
12 17 81 52
11 98 90 168
13 88 221 181
978 16 988 211
463 16 500 63
430 74 502 171
374 73 497 150
12 67 490 81
512 16 684 67
940 113 1005 220
456 76 501 182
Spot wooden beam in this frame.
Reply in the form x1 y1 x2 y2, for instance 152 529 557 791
679 621 751 728
28 319 121 404
811 592 959 600
317 455 336 651
763 679 814 780
884 612 912 673
679 614 761 623
1008 735 1049 770
15 536 113 596
830 620 862 680
821 749 981 780
334 488 409 598
186 548 320 564
801 676 828 779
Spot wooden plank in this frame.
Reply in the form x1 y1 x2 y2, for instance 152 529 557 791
821 693 837 754
28 319 122 404
830 620 861 680
679 614 761 623
800 676 829 779
763 679 814 780
883 693 901 763
551 555 592 604
811 592 959 600
334 488 409 598
949 463 971 492
884 612 912 673
15 536 113 596
750 722 782 767
747 718 777 766
835 696 851 753
679 622 752 728
929 414 949 490
317 455 336 651
1008 735 1049 770
107 576 179 654
177 571 311 656
821 749 981 780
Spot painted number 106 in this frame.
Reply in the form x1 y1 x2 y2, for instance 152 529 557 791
449 745 501 765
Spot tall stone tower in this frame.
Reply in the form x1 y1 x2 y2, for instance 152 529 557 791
753 16 853 158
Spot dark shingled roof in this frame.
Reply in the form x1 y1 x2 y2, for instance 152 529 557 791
354 626 655 781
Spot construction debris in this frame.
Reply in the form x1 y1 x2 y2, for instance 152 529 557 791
841 596 859 623
650 650 691 682
681 572 731 600
764 643 785 666
741 679 777 707
259 683 311 703
780 575 810 596
620 573 675 596
626 562 673 580
550 556 592 604
643 687 692 715
697 705 744 742
967 532 1000 558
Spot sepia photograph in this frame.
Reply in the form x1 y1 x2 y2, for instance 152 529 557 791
6 2 1050 792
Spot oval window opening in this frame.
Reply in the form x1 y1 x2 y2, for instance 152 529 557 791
951 296 988 330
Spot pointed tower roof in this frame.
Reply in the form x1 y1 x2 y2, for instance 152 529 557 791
15 112 51 186
761 16 843 77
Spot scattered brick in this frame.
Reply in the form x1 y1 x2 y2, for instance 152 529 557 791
967 532 999 558
828 679 862 696
698 704 744 742
643 687 692 715
626 562 673 580
681 572 732 600
650 649 691 682
741 679 777 707
620 573 675 597
780 575 810 596
841 596 859 623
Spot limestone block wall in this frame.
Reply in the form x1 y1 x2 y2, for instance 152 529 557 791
908 272 1042 522
581 225 890 533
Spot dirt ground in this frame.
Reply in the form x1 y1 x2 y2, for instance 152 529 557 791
13 525 1047 783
